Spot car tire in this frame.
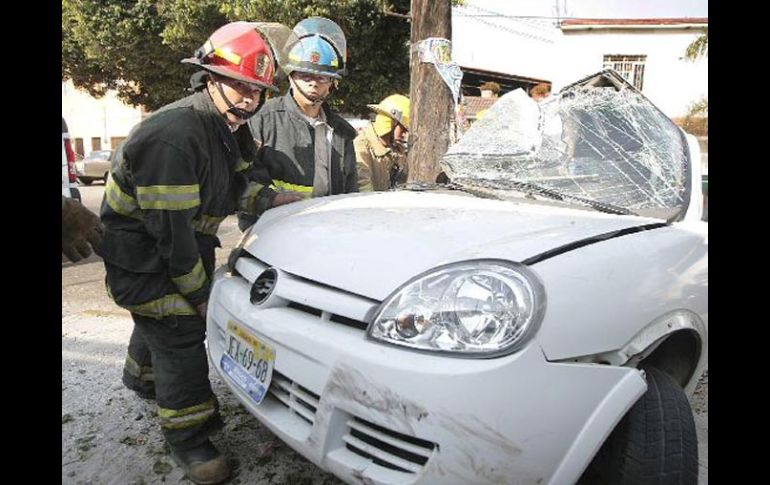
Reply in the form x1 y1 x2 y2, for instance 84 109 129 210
70 188 82 203
585 366 699 485
79 177 93 186
103 172 110 184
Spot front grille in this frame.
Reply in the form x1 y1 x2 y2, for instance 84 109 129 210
287 302 369 330
268 370 320 425
343 417 436 473
287 301 323 317
330 313 369 330
233 257 378 330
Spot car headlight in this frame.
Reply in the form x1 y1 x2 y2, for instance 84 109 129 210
367 260 545 357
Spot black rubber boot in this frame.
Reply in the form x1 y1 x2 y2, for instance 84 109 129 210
121 373 156 400
170 439 230 485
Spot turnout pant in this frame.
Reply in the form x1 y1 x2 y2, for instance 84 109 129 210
122 313 223 449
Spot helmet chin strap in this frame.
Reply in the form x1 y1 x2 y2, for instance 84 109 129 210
290 75 335 107
211 79 264 123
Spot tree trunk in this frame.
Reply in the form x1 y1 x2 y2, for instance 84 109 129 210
407 0 453 183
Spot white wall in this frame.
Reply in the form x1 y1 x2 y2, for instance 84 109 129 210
552 29 708 118
61 80 144 155
452 8 561 82
451 3 707 119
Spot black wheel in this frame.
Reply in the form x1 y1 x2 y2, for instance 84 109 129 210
78 177 93 186
584 366 698 485
103 172 110 184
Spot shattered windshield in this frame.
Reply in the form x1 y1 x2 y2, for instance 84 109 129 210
443 77 690 219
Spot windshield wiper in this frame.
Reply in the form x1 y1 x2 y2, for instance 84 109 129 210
458 178 633 215
400 179 632 215
398 182 503 200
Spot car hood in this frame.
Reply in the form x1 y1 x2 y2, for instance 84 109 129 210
244 191 662 301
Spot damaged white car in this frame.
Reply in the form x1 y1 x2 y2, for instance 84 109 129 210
207 70 707 485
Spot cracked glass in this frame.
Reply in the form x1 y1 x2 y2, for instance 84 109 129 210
443 74 690 219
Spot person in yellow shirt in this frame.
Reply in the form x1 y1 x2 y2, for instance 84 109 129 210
355 94 410 191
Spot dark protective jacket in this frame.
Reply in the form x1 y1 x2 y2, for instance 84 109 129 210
98 76 274 319
238 91 358 229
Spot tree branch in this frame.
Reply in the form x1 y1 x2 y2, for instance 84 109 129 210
381 1 410 19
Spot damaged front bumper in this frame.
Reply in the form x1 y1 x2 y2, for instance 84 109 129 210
207 263 646 485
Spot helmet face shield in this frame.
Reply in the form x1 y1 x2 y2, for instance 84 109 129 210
284 36 342 79
182 21 298 92
293 17 347 69
249 22 300 84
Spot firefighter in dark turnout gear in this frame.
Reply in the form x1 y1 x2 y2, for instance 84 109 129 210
238 17 358 231
97 22 301 485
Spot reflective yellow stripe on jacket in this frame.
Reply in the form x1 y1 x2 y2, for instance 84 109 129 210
238 182 266 214
105 176 143 219
158 397 217 430
172 258 208 296
234 158 251 172
273 180 313 195
136 184 200 211
192 215 226 236
122 294 197 320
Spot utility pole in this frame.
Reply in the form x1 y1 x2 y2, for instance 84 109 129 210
407 0 453 183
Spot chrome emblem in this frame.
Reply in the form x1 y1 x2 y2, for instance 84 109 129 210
250 268 277 304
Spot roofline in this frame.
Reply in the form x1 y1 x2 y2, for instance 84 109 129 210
561 18 707 31
460 65 550 86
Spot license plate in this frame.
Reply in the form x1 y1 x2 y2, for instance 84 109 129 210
220 320 275 405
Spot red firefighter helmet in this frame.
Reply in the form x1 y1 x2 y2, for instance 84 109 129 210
182 22 278 92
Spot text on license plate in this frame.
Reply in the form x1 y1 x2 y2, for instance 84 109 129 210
220 320 275 405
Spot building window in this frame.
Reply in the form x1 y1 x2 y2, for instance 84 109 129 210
74 138 85 158
91 137 102 151
110 137 127 150
603 55 646 90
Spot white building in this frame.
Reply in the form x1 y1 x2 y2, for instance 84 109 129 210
452 3 707 119
61 80 145 157
452 4 561 86
557 18 708 118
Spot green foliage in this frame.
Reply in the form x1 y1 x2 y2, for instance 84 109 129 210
62 0 224 110
674 96 708 136
63 0 413 114
685 27 708 61
687 97 708 117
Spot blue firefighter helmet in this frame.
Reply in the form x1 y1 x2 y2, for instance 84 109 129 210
293 17 347 68
284 35 343 79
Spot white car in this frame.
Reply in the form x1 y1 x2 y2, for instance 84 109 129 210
207 70 707 485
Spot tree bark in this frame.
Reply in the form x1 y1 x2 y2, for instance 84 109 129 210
407 0 452 183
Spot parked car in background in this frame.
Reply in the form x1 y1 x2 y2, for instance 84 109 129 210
207 70 707 485
75 149 113 185
62 117 80 201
